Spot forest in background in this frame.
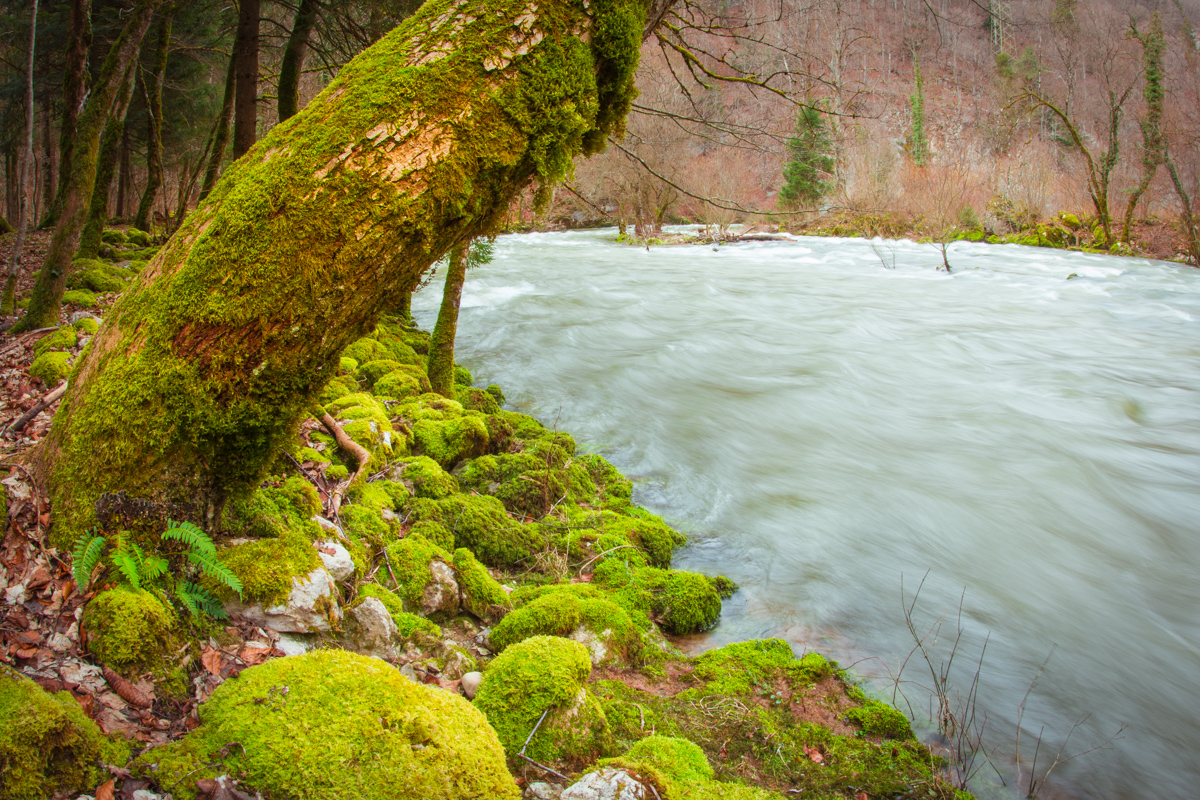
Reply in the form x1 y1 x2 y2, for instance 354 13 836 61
1 0 1199 276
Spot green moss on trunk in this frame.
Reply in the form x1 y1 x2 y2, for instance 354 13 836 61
42 0 649 542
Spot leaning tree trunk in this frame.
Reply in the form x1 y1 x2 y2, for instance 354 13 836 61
200 50 237 201
277 0 321 123
77 64 138 259
39 0 647 538
428 243 469 397
14 0 163 333
45 0 93 229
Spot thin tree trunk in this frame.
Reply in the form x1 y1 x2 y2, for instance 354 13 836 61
3 0 39 316
39 0 649 534
14 0 164 333
200 49 237 201
135 8 173 232
278 0 321 123
6 148 16 221
427 243 468 397
1165 149 1200 266
78 64 138 259
41 94 56 227
117 125 131 217
46 0 93 228
233 0 260 158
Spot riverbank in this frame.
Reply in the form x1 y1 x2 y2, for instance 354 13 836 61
518 208 1198 266
0 227 969 800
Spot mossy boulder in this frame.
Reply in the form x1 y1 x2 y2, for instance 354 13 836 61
28 351 71 386
33 327 77 358
383 534 459 616
599 566 723 634
490 591 639 664
218 530 322 606
602 511 685 568
845 699 914 740
0 667 129 800
455 385 501 414
452 547 509 622
139 650 518 800
67 259 127 293
73 317 100 335
601 736 776 800
412 412 490 468
407 494 544 567
81 586 175 673
340 504 393 549
356 583 441 640
375 365 432 399
101 228 127 245
385 456 458 499
473 635 592 753
356 358 404 388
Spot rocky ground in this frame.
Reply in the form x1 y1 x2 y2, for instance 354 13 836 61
0 226 968 800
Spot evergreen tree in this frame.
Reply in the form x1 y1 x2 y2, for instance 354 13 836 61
908 55 928 166
778 105 834 209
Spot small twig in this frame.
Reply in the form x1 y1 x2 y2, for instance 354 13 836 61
381 544 399 590
9 380 68 432
577 544 637 572
283 451 331 501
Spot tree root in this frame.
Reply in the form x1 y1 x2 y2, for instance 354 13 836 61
319 412 369 513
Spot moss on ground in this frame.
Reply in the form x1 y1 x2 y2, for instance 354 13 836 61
453 547 509 621
0 666 130 800
139 650 518 800
601 736 777 800
407 493 544 567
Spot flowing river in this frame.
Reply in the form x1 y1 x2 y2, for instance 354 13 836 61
412 229 1200 800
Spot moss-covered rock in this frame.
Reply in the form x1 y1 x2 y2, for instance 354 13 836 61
452 547 509 622
386 456 458 499
356 583 442 639
33 328 77 358
0 666 130 800
473 635 592 753
356 358 404 388
601 736 776 800
81 586 175 673
407 493 544 567
101 228 126 245
412 412 490 468
219 530 322 606
375 365 432 399
124 228 151 247
455 385 501 414
490 591 638 663
29 351 71 386
845 699 914 740
73 317 100 335
139 650 518 800
67 259 128 293
599 566 723 635
602 511 685 568
340 504 393 549
384 533 459 615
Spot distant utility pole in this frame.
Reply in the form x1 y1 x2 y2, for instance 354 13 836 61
990 0 1012 55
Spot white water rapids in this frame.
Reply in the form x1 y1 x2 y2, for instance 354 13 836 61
412 229 1200 800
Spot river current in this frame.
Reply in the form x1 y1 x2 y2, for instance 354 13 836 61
412 229 1200 800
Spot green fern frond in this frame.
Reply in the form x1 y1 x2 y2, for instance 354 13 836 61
163 520 216 559
112 551 141 589
186 550 243 598
140 555 169 583
174 583 201 617
71 533 106 591
177 582 227 620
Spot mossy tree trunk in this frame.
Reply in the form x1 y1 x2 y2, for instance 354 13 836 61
199 50 237 202
45 0 93 229
277 0 321 123
13 0 163 333
134 7 174 232
77 64 138 260
40 0 648 536
233 0 260 159
428 243 468 397
1121 13 1165 245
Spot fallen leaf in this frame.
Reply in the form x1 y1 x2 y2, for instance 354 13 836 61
856 793 868 800
95 779 115 800
803 744 824 764
195 775 258 800
239 644 271 666
201 646 223 676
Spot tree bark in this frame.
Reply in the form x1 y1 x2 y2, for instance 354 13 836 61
77 63 138 259
39 0 649 536
117 124 132 217
2 0 39 316
232 0 260 159
200 50 237 201
40 93 56 227
135 8 174 231
14 0 164 333
278 0 321 123
46 0 93 228
427 243 468 397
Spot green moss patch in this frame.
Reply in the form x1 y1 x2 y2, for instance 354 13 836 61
219 530 321 605
490 591 638 661
29 352 71 386
141 650 518 800
453 547 510 621
33 328 78 358
0 667 130 800
356 583 442 639
602 736 775 800
384 533 453 610
407 493 543 567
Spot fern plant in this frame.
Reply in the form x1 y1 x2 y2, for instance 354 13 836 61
70 520 242 620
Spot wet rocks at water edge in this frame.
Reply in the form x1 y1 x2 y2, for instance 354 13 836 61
561 769 645 800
